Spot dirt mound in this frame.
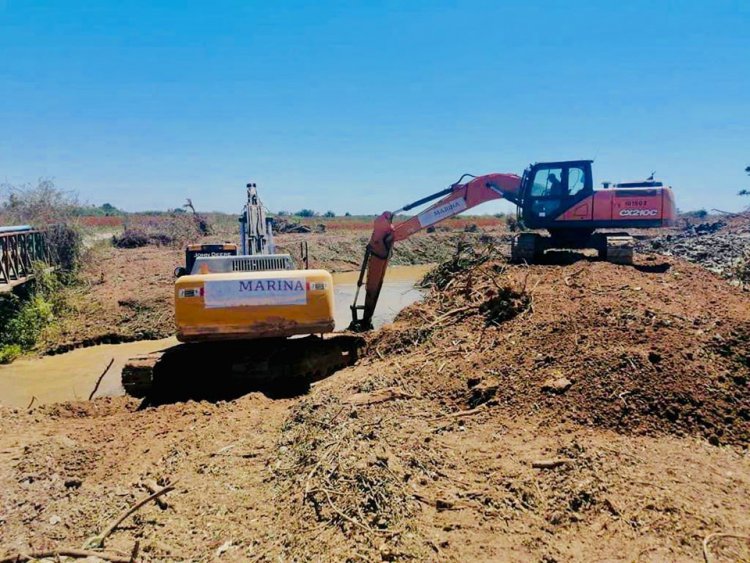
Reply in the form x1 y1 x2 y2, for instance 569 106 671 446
369 253 750 445
2 250 749 561
268 251 750 560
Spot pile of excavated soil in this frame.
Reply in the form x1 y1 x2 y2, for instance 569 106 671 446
372 251 750 445
269 252 749 560
2 252 749 561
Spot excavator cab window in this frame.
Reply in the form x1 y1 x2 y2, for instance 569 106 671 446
568 166 587 197
528 167 564 219
524 162 593 223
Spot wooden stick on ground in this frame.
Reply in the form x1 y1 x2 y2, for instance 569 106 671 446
85 482 176 549
0 548 131 563
140 479 169 509
88 358 115 401
702 532 750 563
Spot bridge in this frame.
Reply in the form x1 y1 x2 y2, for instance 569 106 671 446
0 226 51 294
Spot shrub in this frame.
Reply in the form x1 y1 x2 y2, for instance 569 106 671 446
0 178 77 225
0 344 22 364
0 267 69 362
4 294 54 349
112 229 150 248
46 223 84 274
683 209 709 219
0 179 84 274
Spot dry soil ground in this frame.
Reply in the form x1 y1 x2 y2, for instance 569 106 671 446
2 247 748 562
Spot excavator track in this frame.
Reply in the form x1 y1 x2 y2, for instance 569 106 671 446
122 335 364 401
510 232 636 265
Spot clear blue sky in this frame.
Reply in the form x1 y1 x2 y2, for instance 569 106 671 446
1 0 748 215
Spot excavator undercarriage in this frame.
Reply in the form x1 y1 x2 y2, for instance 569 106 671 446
510 232 635 265
122 335 363 401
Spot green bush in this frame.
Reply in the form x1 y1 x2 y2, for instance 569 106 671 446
0 266 67 362
2 295 54 349
683 208 709 219
0 344 22 364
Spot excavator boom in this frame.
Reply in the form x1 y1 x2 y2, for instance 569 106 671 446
349 173 522 331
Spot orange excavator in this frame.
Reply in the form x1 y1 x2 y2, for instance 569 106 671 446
349 159 677 331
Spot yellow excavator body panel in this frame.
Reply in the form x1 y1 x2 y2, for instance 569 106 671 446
174 269 335 342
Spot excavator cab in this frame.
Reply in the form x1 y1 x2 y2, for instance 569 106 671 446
519 160 594 230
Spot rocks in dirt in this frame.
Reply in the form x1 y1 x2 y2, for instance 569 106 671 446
542 377 573 394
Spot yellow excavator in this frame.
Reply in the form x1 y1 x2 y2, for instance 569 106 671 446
173 183 335 341
122 183 360 400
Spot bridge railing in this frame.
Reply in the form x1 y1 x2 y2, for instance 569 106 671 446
0 228 50 289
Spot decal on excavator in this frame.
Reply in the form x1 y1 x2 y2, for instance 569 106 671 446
417 198 467 228
203 278 307 308
619 208 658 217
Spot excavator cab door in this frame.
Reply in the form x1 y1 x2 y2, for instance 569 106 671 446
521 161 593 228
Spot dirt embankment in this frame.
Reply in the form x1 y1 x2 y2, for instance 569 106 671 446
2 252 749 561
41 230 498 354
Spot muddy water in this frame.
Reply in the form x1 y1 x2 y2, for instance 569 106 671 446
331 263 432 331
0 338 178 408
0 265 433 408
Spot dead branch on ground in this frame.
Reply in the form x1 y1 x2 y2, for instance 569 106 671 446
531 458 576 469
0 549 131 563
85 482 176 549
702 532 750 563
89 358 115 400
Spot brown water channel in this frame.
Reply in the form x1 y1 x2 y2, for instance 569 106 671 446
0 264 433 408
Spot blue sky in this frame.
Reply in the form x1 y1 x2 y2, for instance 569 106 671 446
1 0 748 215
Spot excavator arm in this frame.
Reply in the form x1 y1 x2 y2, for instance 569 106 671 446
349 172 523 331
